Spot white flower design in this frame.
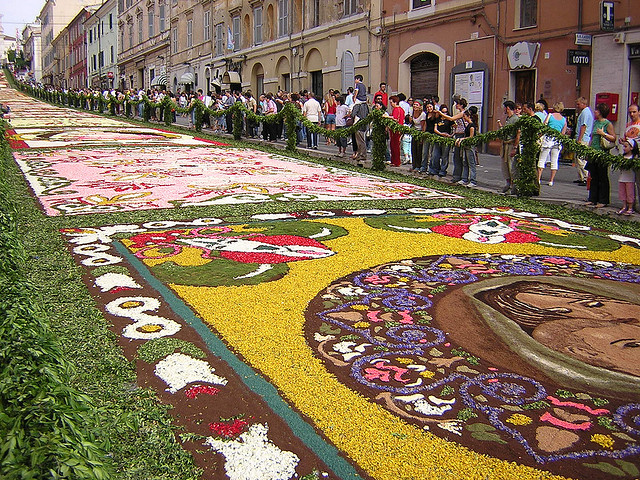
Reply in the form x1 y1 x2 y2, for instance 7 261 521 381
94 273 142 292
205 423 299 480
155 353 227 394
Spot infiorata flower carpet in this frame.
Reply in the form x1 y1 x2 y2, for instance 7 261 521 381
60 208 640 480
4 81 640 480
12 146 459 216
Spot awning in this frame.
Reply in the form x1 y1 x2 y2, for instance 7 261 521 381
150 72 167 86
179 72 195 84
222 71 241 84
210 78 221 88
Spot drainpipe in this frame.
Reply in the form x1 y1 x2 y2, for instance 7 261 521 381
576 0 583 97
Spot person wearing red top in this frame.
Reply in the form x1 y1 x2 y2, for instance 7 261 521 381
388 95 405 167
374 82 388 109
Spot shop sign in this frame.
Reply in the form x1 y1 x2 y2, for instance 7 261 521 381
630 44 640 60
601 1 615 31
507 42 540 69
567 49 591 66
575 33 592 46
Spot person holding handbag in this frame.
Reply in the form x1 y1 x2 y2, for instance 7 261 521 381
537 102 567 186
586 103 616 207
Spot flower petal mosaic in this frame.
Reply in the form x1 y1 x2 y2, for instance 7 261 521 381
12 146 459 216
5 80 640 480
60 208 640 480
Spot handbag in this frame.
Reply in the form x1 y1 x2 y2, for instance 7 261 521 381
601 135 615 150
600 120 614 150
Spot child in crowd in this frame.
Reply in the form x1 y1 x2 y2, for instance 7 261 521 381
334 95 350 157
401 133 412 165
618 138 638 216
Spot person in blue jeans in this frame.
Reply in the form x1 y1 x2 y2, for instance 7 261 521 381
429 104 453 176
454 106 478 187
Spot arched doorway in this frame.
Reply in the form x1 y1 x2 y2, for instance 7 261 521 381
305 48 323 95
411 53 439 100
252 63 265 95
276 55 291 92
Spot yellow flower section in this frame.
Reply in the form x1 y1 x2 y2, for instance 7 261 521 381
169 217 639 480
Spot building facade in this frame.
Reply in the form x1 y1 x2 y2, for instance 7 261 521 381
40 0 102 85
68 7 99 89
86 0 119 90
21 24 42 83
380 0 640 136
117 0 170 92
164 0 379 97
50 27 70 89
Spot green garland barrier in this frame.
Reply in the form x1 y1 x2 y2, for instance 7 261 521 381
13 74 640 197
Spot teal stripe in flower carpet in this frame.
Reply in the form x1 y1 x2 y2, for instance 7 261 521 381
113 241 364 480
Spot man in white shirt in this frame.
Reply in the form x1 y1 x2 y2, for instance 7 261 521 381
302 92 323 149
398 93 411 117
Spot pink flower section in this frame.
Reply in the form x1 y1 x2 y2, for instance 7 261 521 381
12 147 458 216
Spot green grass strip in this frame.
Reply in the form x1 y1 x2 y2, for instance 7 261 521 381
0 129 111 480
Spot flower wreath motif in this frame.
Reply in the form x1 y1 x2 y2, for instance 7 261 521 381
308 254 640 476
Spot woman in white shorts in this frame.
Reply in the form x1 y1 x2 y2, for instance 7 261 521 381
537 101 567 186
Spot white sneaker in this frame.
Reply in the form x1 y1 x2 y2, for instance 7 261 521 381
548 181 554 186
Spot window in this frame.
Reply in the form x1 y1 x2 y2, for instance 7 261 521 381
128 24 133 48
278 0 289 37
89 30 93 43
121 28 125 51
110 14 113 30
215 23 224 55
92 55 96 70
411 0 431 10
99 51 104 68
172 27 178 53
204 11 211 41
312 0 320 26
518 0 537 28
159 5 166 31
148 10 154 37
232 16 240 51
254 7 262 44
344 0 358 16
110 45 114 63
187 19 193 47
138 15 143 43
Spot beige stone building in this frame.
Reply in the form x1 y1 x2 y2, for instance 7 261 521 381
117 0 170 91
166 0 382 96
40 0 100 85
21 24 42 84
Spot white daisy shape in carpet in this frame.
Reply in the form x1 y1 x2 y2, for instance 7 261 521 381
94 273 142 292
205 423 300 480
154 353 227 394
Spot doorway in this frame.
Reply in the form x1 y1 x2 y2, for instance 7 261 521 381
512 69 536 104
410 53 439 99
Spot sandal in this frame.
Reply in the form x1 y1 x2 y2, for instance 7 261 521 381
617 208 628 215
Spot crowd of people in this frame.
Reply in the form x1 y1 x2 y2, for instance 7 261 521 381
19 77 640 214
496 96 638 215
